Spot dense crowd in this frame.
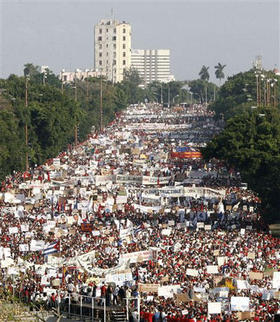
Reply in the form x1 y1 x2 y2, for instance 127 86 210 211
0 103 279 321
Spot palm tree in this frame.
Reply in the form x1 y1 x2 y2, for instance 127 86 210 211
214 63 226 84
199 65 210 81
199 66 210 103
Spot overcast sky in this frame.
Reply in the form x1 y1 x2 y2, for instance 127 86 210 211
0 0 279 82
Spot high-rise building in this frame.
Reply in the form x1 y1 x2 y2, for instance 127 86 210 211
94 19 131 83
131 49 174 86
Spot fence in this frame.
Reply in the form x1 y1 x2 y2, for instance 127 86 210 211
59 293 140 322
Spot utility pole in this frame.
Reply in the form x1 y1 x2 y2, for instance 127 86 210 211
267 79 271 106
100 75 103 130
25 76 29 171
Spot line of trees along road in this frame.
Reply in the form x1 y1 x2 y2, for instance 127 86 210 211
203 68 280 223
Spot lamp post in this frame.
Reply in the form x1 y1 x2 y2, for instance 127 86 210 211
271 79 278 108
267 79 271 106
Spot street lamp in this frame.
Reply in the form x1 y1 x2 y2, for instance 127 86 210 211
271 79 278 108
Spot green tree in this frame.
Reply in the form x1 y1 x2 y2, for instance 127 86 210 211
199 65 210 81
188 79 218 103
202 107 280 223
214 63 226 84
119 68 145 104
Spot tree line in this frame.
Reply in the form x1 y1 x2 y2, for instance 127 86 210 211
202 67 280 223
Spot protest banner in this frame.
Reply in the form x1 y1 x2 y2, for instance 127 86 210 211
142 176 171 185
175 293 189 303
208 302 221 314
207 265 219 274
213 249 220 256
247 252 255 259
186 269 199 277
217 256 227 266
236 312 255 320
9 227 18 234
30 240 45 252
162 228 172 236
105 269 133 286
249 271 263 280
81 223 93 232
19 244 29 252
53 158 60 167
273 271 280 289
236 280 249 290
231 296 250 311
119 250 155 264
158 285 181 298
138 283 160 293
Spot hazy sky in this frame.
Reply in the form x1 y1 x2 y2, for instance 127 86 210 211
0 0 279 81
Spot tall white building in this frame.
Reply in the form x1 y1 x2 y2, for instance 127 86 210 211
94 19 131 83
131 49 174 86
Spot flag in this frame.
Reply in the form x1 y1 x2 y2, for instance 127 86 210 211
43 241 60 256
133 224 143 236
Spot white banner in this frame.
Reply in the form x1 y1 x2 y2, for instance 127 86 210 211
158 285 181 298
119 250 155 265
231 296 250 311
208 302 221 314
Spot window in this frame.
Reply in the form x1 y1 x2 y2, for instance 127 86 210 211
99 44 102 50
106 44 108 48
123 52 126 57
98 36 102 41
123 60 126 65
99 29 102 34
99 61 102 65
123 44 126 49
106 28 108 32
114 28 116 33
113 44 116 49
99 53 102 57
123 28 126 33
112 36 116 41
113 60 116 65
123 36 126 41
113 52 116 58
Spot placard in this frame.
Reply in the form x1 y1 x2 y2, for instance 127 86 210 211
208 302 221 314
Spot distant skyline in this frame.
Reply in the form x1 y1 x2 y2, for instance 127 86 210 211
0 0 279 82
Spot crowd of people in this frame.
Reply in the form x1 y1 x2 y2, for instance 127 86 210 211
0 103 279 321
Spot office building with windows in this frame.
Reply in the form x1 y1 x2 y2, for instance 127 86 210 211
131 49 174 86
94 19 131 83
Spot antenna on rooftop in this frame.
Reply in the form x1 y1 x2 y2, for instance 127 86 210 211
111 8 115 21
